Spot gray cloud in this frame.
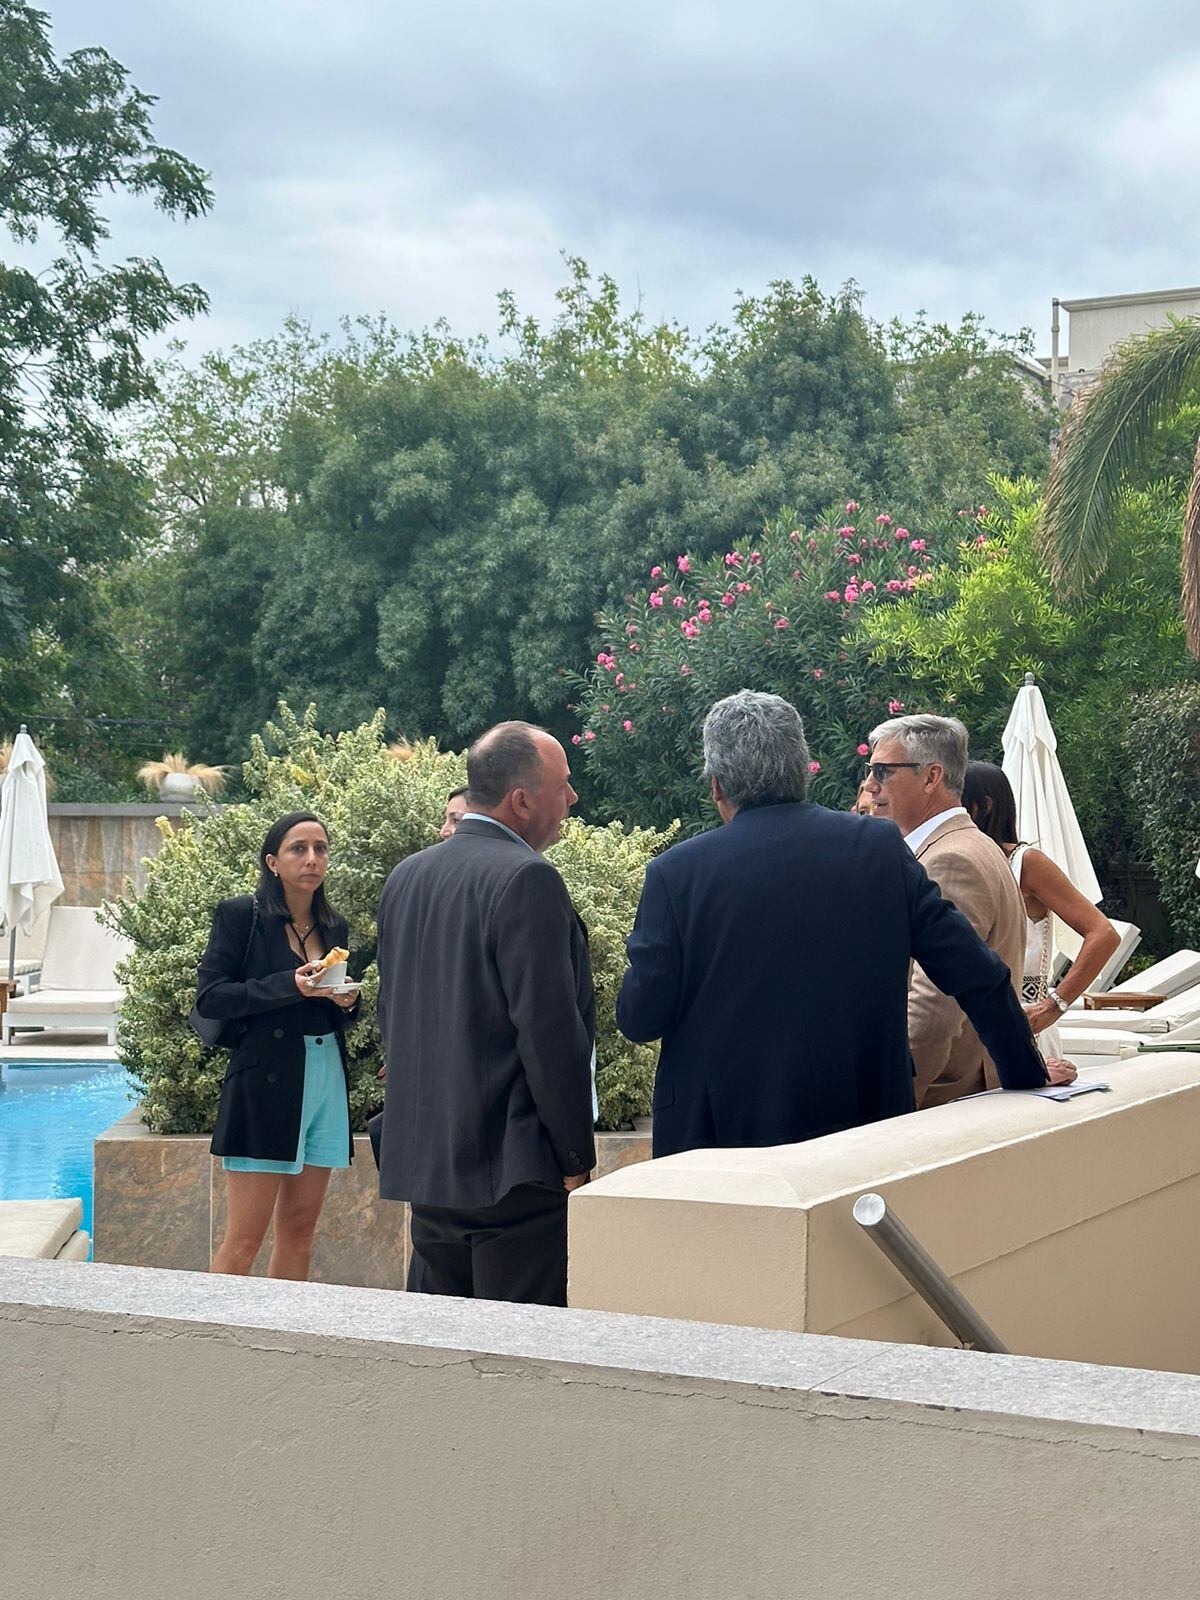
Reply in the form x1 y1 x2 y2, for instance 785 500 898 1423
43 0 1200 361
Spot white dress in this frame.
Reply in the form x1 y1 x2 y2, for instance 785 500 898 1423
1009 844 1064 1060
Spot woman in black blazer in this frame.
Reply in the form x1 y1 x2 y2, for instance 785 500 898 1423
196 810 360 1278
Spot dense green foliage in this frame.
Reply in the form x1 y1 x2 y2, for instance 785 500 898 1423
122 267 1054 766
1124 686 1200 949
573 499 946 833
0 0 211 755
102 704 672 1132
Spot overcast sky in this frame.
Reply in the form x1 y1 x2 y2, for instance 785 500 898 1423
46 0 1200 364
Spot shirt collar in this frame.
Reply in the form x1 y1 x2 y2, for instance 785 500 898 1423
905 805 968 854
460 812 535 852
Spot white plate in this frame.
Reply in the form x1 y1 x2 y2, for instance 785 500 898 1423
317 981 360 996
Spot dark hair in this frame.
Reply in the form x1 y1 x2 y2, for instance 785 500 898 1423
447 786 468 802
256 811 340 928
961 761 1018 847
465 722 546 808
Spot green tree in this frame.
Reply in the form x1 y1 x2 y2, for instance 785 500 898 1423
0 0 211 740
1042 316 1200 654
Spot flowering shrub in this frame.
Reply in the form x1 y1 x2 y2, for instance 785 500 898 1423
103 703 674 1133
573 503 944 832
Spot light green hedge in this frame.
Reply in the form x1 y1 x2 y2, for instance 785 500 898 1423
102 704 674 1134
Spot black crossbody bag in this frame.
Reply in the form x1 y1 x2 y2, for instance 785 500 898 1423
188 896 259 1050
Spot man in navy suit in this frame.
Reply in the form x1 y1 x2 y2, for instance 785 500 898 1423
617 690 1055 1159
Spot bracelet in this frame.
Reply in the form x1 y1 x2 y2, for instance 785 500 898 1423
1047 986 1069 1014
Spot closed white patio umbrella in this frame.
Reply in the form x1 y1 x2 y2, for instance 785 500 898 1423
0 725 64 980
1001 674 1102 961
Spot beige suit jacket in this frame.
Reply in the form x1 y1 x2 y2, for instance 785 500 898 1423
908 813 1027 1108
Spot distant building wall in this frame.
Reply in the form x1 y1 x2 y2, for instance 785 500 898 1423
47 803 199 905
1052 287 1200 402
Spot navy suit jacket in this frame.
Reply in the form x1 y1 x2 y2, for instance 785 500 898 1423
617 802 1046 1159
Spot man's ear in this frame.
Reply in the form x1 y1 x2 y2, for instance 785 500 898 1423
710 774 724 806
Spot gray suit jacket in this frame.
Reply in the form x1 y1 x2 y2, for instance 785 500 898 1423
375 819 596 1208
909 814 1029 1107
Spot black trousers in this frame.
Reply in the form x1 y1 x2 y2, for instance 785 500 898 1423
407 1183 569 1306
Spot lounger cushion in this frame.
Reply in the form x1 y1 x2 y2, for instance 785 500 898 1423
5 988 123 1017
0 1199 83 1259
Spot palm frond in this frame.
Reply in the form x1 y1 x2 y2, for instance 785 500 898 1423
1183 434 1200 657
1043 315 1200 593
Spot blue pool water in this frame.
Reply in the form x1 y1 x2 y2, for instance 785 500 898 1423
0 1064 133 1247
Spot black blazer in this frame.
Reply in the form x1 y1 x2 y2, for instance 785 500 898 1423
197 894 357 1163
617 802 1046 1159
375 818 596 1208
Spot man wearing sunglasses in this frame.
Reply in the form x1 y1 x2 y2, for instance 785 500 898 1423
618 691 1057 1162
865 713 1074 1106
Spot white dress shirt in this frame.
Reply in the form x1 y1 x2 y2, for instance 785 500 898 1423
904 805 968 854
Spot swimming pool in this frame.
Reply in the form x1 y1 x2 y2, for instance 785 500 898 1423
0 1063 133 1247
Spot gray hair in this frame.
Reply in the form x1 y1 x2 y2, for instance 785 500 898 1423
868 713 969 796
466 721 546 806
703 691 811 808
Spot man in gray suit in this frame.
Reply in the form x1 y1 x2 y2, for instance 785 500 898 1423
375 722 595 1305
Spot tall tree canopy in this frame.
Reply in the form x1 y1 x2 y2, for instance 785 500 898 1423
0 0 211 739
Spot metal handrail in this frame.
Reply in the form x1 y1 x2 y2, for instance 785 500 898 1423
852 1192 1008 1354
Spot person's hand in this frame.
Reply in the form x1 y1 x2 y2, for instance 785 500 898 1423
294 963 323 995
329 987 359 1010
1024 998 1063 1036
1043 1056 1077 1086
563 1172 589 1192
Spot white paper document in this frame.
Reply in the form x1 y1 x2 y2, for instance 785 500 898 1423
1019 1081 1111 1101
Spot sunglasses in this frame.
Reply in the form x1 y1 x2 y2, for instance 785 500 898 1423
864 761 926 784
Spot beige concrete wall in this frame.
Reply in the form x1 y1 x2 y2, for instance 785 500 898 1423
2 1257 1200 1599
1066 291 1200 374
569 1055 1200 1374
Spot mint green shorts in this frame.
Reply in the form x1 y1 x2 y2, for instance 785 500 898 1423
222 1034 351 1175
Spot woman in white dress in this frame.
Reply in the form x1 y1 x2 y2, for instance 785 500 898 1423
962 761 1120 1063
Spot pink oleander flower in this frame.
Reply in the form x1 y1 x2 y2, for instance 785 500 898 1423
844 587 859 604
649 592 664 608
721 592 736 607
651 565 663 578
792 569 802 580
789 530 800 543
812 668 824 679
615 672 624 685
623 720 633 732
888 699 904 713
749 551 762 565
673 595 687 608
808 760 821 774
807 537 818 552
907 565 919 576
974 533 988 548
876 513 892 527
885 578 904 592
824 590 842 602
860 580 876 592
681 622 699 638
845 500 860 513
571 734 581 745
977 505 988 516
676 555 690 573
847 552 862 566
626 622 638 635
601 704 610 712
680 663 691 675
895 527 909 539
736 581 751 593
774 617 789 629
838 525 856 540
857 743 870 756
629 642 641 652
584 729 596 741
724 551 743 567
909 538 926 553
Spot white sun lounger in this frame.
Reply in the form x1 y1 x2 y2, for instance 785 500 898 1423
0 906 130 1045
1059 984 1200 1038
0 1198 89 1260
1109 949 1200 1000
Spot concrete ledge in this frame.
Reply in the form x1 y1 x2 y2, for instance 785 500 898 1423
570 1053 1200 1374
2 1258 1199 1599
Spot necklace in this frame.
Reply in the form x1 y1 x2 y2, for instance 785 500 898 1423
288 918 315 956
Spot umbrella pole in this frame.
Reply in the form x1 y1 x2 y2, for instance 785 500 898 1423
6 925 14 983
